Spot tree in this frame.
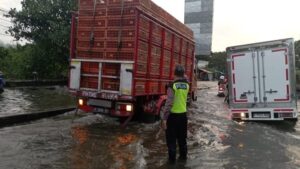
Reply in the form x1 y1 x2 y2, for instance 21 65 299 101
207 51 227 73
5 0 77 79
0 47 9 74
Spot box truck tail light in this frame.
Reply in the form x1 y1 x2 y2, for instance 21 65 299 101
274 109 294 118
274 112 293 118
240 112 246 118
231 110 249 118
232 112 248 118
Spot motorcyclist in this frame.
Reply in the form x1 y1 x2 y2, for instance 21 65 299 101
218 75 225 86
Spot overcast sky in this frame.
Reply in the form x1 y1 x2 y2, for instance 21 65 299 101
1 0 300 51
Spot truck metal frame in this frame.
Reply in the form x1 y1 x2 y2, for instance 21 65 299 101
227 38 298 121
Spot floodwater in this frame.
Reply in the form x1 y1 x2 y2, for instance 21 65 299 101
0 86 76 117
1 82 300 169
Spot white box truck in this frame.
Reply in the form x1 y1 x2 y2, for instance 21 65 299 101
227 38 298 121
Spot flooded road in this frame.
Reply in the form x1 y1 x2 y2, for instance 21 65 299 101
0 86 75 117
1 81 300 169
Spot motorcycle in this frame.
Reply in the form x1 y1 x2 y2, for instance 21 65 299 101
217 82 226 97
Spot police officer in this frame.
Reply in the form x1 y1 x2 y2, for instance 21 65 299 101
161 65 189 164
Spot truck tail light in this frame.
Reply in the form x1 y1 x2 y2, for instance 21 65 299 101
78 98 84 106
117 103 133 112
126 105 133 112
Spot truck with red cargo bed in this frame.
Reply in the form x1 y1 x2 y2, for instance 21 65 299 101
68 0 197 125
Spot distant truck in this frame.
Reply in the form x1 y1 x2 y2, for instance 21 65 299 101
227 38 298 121
68 0 197 125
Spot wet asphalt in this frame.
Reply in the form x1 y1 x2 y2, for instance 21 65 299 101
0 82 300 169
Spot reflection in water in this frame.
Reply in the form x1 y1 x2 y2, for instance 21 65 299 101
0 87 75 117
109 134 138 169
71 126 89 145
69 122 142 169
0 89 32 117
70 125 91 169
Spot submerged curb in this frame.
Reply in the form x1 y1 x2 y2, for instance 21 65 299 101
0 107 76 128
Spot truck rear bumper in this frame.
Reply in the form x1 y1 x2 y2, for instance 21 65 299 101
231 108 298 121
77 98 134 117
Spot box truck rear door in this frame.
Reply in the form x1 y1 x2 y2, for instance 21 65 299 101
231 51 259 103
259 48 290 102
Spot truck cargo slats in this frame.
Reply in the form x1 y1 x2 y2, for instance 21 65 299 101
77 28 105 38
105 51 134 60
107 18 135 27
135 81 146 95
151 36 162 45
77 36 136 57
77 51 104 59
136 62 147 74
78 7 137 18
79 8 107 16
81 62 99 74
106 41 135 49
107 7 136 16
102 63 120 76
79 0 107 9
149 82 159 93
138 16 150 31
138 41 148 51
107 29 135 38
78 40 105 49
137 51 147 62
107 0 145 6
78 18 106 27
79 0 149 9
102 78 120 91
138 29 149 40
80 76 98 89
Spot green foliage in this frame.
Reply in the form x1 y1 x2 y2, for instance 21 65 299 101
0 45 34 79
4 0 77 79
0 47 10 75
207 51 227 73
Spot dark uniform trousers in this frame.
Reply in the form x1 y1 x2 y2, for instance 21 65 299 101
166 112 187 161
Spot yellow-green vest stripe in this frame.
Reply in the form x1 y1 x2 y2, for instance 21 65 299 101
171 82 189 113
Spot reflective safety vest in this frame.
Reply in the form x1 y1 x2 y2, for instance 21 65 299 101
171 79 189 113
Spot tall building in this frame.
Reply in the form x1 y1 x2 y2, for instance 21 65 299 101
184 0 214 56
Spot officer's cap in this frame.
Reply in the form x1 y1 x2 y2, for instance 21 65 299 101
174 65 185 77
